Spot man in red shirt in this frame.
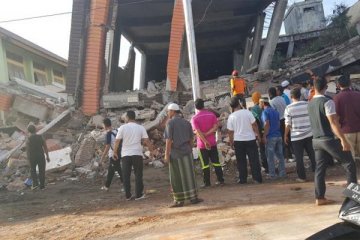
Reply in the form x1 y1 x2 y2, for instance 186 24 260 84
334 75 360 160
191 99 224 187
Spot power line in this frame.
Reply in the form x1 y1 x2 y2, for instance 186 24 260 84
194 0 213 28
0 0 158 24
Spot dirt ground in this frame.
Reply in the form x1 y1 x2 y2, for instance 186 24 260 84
0 163 354 240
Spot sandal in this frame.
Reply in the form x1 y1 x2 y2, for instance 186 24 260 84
169 201 184 208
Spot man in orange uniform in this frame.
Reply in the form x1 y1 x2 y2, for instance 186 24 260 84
230 70 248 108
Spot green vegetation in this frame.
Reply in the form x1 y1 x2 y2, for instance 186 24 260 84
297 3 358 57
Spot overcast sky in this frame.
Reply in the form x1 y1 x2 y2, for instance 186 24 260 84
0 0 358 60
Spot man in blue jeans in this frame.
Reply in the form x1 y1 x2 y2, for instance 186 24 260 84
260 97 286 179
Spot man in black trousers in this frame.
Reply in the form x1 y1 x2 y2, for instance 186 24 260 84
308 77 357 206
26 124 50 190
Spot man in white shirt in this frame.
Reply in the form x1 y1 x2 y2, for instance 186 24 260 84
284 88 316 182
114 111 153 201
227 97 262 184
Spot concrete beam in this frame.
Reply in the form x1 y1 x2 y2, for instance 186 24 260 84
242 37 252 73
251 12 265 68
0 38 8 84
286 37 295 59
139 52 146 89
258 0 288 71
233 50 244 72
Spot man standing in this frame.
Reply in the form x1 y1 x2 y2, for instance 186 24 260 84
164 103 203 207
334 75 360 160
276 85 291 105
269 87 292 161
230 70 248 108
191 99 224 187
260 97 286 179
308 77 357 206
281 80 291 100
284 88 316 182
251 91 268 173
114 111 153 201
228 97 262 184
26 124 50 190
100 118 123 191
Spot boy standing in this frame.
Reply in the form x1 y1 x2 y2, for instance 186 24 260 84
101 118 123 191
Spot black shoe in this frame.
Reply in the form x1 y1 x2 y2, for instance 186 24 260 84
237 179 247 184
215 181 225 186
169 201 184 208
190 198 204 205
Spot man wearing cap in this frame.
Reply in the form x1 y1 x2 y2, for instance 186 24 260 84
334 75 360 161
113 110 154 201
230 70 248 108
251 92 268 173
228 97 262 184
260 97 286 179
281 80 291 100
164 103 203 207
191 99 224 187
308 77 357 206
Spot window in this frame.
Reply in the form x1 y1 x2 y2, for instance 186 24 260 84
303 7 315 13
6 51 25 80
53 69 65 86
33 62 48 86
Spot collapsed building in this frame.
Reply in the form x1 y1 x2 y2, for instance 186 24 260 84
66 0 290 116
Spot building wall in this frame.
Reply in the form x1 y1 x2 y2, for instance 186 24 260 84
284 0 326 35
0 39 66 87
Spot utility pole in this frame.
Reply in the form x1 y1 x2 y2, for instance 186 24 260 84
182 0 201 100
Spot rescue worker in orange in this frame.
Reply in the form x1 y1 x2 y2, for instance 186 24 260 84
230 70 248 108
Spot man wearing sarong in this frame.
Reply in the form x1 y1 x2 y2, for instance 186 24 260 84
164 103 203 208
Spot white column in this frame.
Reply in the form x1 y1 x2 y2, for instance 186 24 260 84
182 0 201 100
139 52 146 90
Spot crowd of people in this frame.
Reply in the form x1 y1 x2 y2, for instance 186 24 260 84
96 70 360 207
26 69 360 208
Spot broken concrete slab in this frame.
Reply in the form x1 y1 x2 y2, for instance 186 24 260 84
6 178 26 192
13 96 50 120
88 115 105 128
74 136 96 167
46 147 72 172
103 92 144 109
135 109 156 121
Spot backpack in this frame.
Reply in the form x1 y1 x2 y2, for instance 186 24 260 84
109 129 122 158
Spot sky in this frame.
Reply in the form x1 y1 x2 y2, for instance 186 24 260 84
0 0 358 60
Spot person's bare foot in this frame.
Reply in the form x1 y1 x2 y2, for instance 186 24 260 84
316 198 336 206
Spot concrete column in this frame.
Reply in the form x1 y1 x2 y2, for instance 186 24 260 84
242 37 252 73
233 50 244 72
0 38 8 84
47 68 54 85
182 0 201 100
258 0 288 71
139 52 146 90
23 57 34 83
286 37 295 59
251 12 266 68
179 39 188 69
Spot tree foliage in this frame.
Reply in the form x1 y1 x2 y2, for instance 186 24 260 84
297 3 357 57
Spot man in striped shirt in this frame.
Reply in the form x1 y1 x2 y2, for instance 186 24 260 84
284 88 316 182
